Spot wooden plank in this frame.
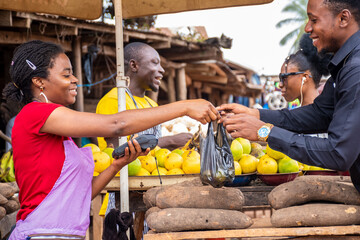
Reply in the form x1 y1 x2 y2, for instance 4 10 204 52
149 40 171 49
143 225 360 240
0 10 12 27
92 195 104 240
0 31 72 51
133 211 145 240
163 48 220 62
105 174 200 191
121 0 274 19
12 18 31 28
188 74 228 84
208 63 227 77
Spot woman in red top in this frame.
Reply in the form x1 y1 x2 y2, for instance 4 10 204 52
3 40 219 240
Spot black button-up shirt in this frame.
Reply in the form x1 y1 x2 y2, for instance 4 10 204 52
259 30 360 192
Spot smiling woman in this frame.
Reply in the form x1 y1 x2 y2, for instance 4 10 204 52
2 40 220 240
278 33 331 106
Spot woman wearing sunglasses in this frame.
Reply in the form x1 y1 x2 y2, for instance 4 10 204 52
279 33 331 106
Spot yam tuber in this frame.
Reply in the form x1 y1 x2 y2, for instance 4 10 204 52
268 178 360 209
271 203 360 227
3 199 20 214
155 185 244 210
147 208 253 232
143 178 204 209
0 193 8 205
0 206 5 221
0 182 16 199
145 206 161 220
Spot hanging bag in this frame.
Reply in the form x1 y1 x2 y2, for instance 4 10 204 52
200 122 235 188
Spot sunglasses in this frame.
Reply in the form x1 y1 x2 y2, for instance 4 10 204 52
278 72 305 83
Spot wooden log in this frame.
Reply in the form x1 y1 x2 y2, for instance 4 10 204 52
146 208 252 233
155 186 244 210
268 177 360 209
271 203 360 227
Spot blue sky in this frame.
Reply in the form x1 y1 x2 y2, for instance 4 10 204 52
155 1 300 76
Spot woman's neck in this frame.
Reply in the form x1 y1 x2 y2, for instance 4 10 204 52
301 88 319 106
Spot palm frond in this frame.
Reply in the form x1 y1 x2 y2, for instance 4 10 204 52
277 0 309 52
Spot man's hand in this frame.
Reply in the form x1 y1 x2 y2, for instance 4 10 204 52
221 113 265 141
184 99 220 124
216 103 260 118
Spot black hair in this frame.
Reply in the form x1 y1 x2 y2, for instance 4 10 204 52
284 33 331 87
324 0 360 26
2 40 64 107
123 42 152 74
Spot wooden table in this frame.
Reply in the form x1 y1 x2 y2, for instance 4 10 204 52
91 175 275 240
143 224 360 240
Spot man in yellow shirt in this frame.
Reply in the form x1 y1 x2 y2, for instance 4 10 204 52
97 42 192 150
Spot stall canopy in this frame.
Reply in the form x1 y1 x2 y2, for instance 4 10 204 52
1 0 273 20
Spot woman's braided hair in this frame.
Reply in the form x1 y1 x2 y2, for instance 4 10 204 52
3 40 64 107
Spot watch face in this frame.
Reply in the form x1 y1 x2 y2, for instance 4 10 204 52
258 127 269 138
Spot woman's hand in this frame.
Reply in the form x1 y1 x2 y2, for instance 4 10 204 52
184 99 220 124
221 113 265 141
91 138 149 199
216 103 260 118
111 139 149 172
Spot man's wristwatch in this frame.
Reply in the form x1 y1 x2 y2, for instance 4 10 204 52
257 123 274 142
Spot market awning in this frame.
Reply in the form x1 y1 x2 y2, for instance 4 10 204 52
1 0 273 20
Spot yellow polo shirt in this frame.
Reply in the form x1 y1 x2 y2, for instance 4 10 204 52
96 87 158 150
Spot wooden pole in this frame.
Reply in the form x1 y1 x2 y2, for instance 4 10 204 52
73 36 84 112
176 67 187 100
167 68 176 102
114 0 129 214
73 36 83 147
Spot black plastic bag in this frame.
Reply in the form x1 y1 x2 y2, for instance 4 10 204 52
200 122 235 188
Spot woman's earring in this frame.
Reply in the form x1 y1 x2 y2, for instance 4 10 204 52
40 86 49 103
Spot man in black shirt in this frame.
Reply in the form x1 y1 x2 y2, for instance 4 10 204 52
218 0 360 192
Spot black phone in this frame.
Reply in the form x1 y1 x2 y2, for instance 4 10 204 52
112 134 158 158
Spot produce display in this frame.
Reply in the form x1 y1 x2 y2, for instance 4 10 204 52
0 150 15 183
269 176 360 227
144 179 253 233
85 123 202 177
84 117 337 182
0 182 20 221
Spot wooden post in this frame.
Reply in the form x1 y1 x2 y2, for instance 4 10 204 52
72 36 83 147
167 68 176 103
176 67 187 100
73 36 84 112
92 194 104 240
